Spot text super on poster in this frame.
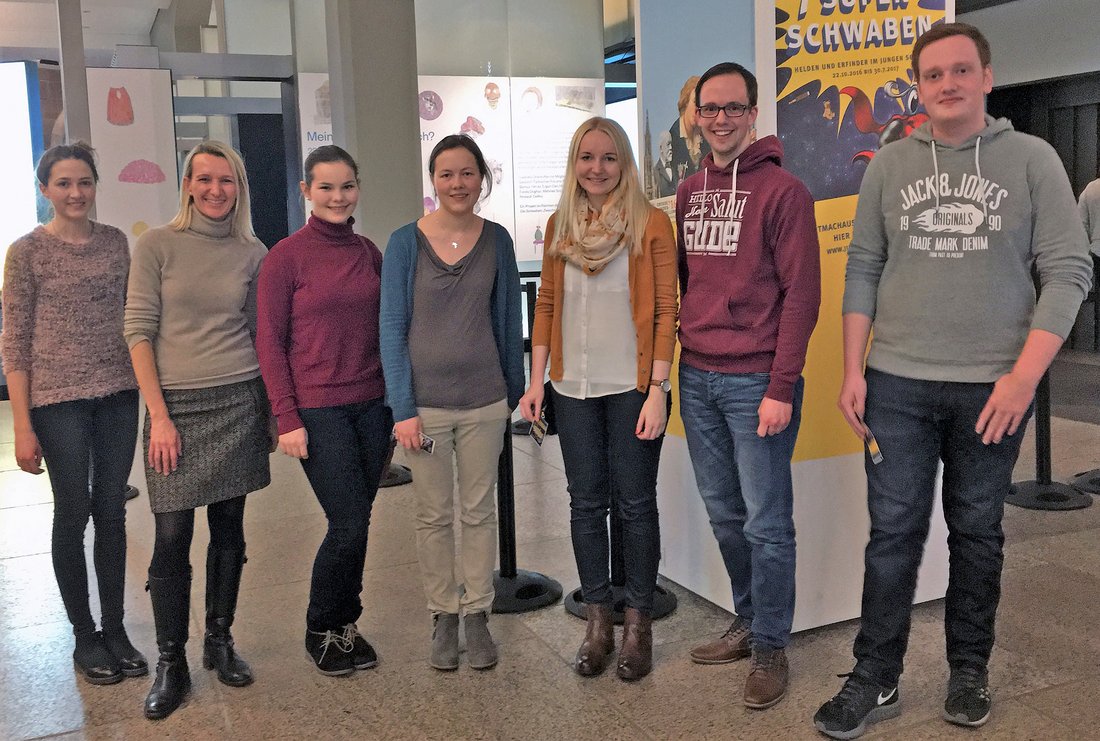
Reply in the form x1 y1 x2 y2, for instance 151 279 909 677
775 0 947 202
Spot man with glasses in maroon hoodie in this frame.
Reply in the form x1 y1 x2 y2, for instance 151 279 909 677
675 61 821 710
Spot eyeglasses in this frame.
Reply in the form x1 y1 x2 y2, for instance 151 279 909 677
696 102 752 118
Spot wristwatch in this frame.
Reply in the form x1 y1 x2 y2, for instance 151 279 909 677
650 378 672 393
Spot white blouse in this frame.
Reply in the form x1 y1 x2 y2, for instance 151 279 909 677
552 249 638 399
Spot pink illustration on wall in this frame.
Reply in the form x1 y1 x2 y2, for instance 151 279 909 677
107 87 134 126
119 159 166 184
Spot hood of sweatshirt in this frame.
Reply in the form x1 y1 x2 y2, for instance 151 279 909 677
699 134 784 176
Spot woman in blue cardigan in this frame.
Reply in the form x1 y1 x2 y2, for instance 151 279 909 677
380 134 523 672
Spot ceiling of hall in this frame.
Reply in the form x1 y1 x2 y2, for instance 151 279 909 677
0 0 1023 55
0 0 171 49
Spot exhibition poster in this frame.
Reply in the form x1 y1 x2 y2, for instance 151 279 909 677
416 75 604 262
298 72 333 162
774 0 948 461
87 67 179 247
509 77 605 261
417 75 517 243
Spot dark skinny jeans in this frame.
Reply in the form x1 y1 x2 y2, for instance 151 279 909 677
299 399 392 631
31 390 139 636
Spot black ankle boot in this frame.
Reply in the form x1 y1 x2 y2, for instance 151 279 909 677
144 571 192 720
102 625 149 677
145 642 191 720
202 547 253 687
73 630 123 685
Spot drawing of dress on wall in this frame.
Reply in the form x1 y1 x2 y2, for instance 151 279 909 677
107 87 133 126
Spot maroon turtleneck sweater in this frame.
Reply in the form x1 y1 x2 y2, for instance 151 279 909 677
256 215 385 434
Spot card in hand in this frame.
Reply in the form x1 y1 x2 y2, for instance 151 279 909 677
530 411 548 446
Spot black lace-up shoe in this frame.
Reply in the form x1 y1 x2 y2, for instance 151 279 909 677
305 629 354 676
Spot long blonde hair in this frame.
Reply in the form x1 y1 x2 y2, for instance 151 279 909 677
549 117 651 256
168 140 257 241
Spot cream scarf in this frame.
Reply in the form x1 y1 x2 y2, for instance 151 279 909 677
551 192 630 275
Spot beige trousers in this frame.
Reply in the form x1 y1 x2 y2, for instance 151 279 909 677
406 399 509 615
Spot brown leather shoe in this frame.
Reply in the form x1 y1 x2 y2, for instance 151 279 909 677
689 616 751 664
616 607 653 681
744 646 789 709
574 603 614 677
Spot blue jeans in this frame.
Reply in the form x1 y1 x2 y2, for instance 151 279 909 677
299 399 392 631
31 390 139 634
552 388 665 614
678 365 802 649
852 369 1030 687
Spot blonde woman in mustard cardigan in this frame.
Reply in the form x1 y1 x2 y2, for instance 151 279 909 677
518 117 677 682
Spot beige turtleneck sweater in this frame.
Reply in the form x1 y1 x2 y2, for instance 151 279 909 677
124 208 267 390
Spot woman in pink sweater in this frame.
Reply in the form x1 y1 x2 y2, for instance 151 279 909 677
1 143 143 686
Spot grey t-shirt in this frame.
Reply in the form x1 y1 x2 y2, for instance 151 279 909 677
408 225 506 409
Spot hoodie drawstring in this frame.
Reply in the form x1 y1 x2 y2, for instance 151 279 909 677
974 136 988 223
931 140 942 212
727 159 739 254
696 168 707 238
930 135 987 223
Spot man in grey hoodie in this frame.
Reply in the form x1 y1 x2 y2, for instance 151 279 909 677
814 22 1091 740
1080 176 1100 256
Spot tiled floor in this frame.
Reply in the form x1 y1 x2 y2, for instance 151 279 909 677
3 401 1100 739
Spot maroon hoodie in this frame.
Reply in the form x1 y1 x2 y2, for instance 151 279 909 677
675 135 820 403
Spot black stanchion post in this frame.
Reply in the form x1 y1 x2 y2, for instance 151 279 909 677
563 502 678 624
492 425 563 612
1006 370 1092 510
378 437 412 488
512 276 538 437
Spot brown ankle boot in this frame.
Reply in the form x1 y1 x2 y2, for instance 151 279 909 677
574 603 614 677
617 607 652 681
744 646 789 709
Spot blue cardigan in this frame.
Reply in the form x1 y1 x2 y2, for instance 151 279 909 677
379 220 525 422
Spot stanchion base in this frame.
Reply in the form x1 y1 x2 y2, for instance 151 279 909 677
492 569 563 613
379 464 412 489
1006 480 1092 510
1070 469 1100 495
511 419 532 436
563 584 678 623
124 485 140 501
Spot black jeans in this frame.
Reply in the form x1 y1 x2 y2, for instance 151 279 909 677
552 388 665 614
31 390 139 635
299 399 391 631
852 369 1031 686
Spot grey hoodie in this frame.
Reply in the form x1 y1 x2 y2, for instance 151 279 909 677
843 115 1091 383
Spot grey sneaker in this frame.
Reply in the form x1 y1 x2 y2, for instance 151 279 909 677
429 613 459 671
464 611 498 670
943 666 991 727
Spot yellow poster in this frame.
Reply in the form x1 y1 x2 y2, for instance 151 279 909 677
774 0 948 461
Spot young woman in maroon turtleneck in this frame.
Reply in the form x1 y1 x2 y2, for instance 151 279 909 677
256 145 389 677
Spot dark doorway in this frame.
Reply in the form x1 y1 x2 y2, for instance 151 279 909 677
237 113 290 248
988 72 1100 197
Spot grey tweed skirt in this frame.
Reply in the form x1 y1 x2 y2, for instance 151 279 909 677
144 376 272 514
